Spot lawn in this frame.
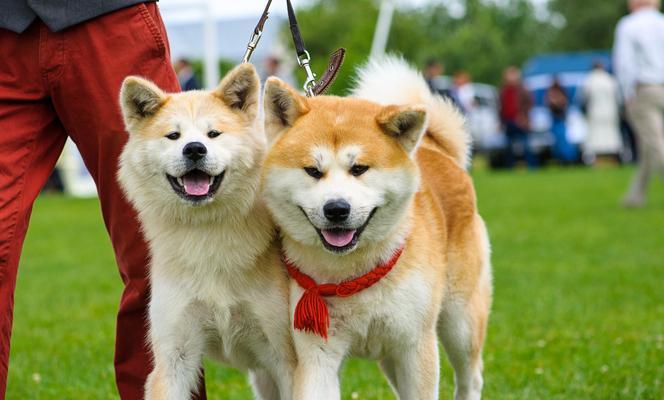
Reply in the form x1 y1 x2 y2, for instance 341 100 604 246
7 166 664 399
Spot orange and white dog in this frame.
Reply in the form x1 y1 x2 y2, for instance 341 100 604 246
261 57 492 400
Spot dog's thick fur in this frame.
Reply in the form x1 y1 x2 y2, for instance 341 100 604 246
118 64 295 399
262 57 492 400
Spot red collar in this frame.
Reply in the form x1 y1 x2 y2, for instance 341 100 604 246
282 246 404 339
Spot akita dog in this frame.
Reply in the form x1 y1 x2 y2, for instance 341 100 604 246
261 57 492 400
118 64 295 399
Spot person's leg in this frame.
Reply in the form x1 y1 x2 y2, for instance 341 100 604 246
551 119 561 161
552 118 571 163
621 116 639 163
504 123 517 168
44 5 205 398
0 24 68 397
623 87 664 206
519 126 538 169
558 119 577 163
623 139 653 207
650 86 664 179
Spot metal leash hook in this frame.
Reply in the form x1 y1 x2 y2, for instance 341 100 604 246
241 30 262 64
297 50 317 97
242 0 272 64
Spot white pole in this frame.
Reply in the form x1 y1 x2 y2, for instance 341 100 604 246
202 0 219 88
370 0 395 60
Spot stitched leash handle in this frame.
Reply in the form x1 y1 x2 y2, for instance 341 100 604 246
283 246 404 339
312 47 346 96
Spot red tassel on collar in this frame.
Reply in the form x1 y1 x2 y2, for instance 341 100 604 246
282 246 404 339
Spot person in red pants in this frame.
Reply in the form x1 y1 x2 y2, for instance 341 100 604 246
0 2 205 398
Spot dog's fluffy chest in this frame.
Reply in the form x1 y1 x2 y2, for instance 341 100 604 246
148 214 287 370
299 269 433 359
150 214 270 275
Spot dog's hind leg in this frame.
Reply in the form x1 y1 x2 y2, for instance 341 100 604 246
439 216 492 400
249 369 280 400
438 268 491 400
438 293 488 400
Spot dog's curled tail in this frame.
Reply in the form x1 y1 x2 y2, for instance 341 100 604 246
351 56 471 169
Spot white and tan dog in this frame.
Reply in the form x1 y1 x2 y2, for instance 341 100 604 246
118 64 295 399
261 57 492 400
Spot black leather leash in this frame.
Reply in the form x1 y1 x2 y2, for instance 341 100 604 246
286 0 316 96
242 0 346 96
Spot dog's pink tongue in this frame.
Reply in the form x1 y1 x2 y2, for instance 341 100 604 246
321 229 356 247
183 172 210 196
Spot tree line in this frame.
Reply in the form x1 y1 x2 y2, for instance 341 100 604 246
286 0 634 94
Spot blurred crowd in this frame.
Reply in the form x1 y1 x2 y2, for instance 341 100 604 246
423 0 664 206
424 59 629 170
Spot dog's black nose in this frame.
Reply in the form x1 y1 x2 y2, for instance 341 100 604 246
183 142 207 161
323 199 351 223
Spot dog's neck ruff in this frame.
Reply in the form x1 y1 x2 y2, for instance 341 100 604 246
282 246 404 339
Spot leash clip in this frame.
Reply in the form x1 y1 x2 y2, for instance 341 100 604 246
242 30 263 64
241 0 271 64
297 50 316 97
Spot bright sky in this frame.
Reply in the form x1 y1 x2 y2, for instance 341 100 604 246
159 0 551 22
159 0 443 19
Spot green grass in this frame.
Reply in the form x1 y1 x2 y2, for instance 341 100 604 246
7 166 664 399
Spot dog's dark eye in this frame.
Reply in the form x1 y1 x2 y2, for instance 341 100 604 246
304 167 323 179
208 130 222 138
165 131 180 140
350 165 369 177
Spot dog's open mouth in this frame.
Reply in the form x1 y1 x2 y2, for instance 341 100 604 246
318 228 358 252
312 208 378 253
167 169 224 202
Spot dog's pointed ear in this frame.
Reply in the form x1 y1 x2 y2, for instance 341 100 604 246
213 63 260 122
263 77 309 143
120 76 168 127
376 105 427 155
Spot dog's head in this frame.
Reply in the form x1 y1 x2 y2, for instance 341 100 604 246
262 78 427 254
118 64 264 221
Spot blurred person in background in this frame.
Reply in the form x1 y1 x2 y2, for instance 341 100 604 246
546 77 578 164
620 107 639 163
614 0 664 207
581 61 623 164
500 66 538 168
174 58 201 91
423 58 458 107
261 55 296 87
423 58 444 92
452 70 476 114
0 2 207 399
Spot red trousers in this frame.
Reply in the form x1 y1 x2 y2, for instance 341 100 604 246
0 4 205 399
